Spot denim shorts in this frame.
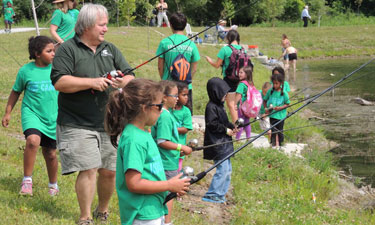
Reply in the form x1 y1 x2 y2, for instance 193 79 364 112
56 125 117 175
165 170 179 180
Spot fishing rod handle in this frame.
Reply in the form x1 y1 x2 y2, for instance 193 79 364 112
163 172 206 204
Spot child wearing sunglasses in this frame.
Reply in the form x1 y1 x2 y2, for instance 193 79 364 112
151 80 192 225
104 78 190 225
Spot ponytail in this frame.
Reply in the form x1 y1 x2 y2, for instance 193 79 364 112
104 79 162 148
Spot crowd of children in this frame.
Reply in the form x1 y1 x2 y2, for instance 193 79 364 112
1 8 296 224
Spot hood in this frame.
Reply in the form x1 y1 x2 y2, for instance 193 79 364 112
206 77 230 105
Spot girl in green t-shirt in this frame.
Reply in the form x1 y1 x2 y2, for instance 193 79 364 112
264 69 290 148
104 79 191 225
171 82 193 172
3 1 14 33
151 80 193 225
233 66 254 140
2 36 59 196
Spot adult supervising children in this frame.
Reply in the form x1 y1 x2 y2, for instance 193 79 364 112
50 4 134 224
301 5 311 27
205 29 244 123
156 12 200 114
50 0 79 44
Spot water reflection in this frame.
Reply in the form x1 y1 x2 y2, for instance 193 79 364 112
296 58 375 186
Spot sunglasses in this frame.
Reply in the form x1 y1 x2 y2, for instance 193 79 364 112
148 103 163 111
167 94 178 98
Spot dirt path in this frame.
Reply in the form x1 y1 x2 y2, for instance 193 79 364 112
178 149 234 224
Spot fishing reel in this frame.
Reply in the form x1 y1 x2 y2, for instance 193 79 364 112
181 166 195 180
102 70 124 80
235 118 245 127
266 104 274 113
187 139 199 148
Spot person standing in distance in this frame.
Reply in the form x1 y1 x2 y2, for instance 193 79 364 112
50 4 134 225
301 5 311 27
156 12 200 114
156 0 169 27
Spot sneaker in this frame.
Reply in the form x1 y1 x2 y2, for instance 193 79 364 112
19 180 33 196
48 187 59 196
93 207 109 223
77 218 94 225
202 195 225 203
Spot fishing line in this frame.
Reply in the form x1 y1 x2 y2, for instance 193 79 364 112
163 58 375 204
192 121 356 151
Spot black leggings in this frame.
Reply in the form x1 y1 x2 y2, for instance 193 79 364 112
270 118 284 146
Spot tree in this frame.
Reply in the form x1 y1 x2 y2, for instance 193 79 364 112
119 0 136 27
221 0 235 25
283 0 305 22
258 0 286 26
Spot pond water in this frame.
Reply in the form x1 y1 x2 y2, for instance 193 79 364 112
294 57 375 186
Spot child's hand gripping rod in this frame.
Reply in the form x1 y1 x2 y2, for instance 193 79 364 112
163 166 204 205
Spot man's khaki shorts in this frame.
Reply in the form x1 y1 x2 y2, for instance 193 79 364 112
56 125 117 175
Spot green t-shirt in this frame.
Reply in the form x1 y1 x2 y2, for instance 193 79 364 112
217 44 243 77
151 109 180 170
116 124 167 225
2 0 12 8
51 9 78 41
235 82 248 104
4 7 14 22
51 35 133 131
12 63 58 139
264 89 290 120
156 34 200 90
171 106 192 160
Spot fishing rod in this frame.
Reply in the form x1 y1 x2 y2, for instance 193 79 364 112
188 121 356 151
290 70 373 100
163 58 375 204
238 92 320 128
122 0 260 74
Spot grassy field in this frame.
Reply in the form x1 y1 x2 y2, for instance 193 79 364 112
0 25 375 224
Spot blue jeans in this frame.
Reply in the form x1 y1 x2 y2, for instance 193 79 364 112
204 159 232 198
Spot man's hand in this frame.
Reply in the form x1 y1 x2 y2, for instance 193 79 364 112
91 77 112 92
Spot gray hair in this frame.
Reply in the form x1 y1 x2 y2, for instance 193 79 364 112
75 4 108 36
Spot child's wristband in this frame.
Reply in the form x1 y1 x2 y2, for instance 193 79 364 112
176 144 182 151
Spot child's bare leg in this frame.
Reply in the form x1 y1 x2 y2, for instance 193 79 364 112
165 199 174 223
42 147 58 184
24 134 41 177
276 134 279 147
293 60 297 82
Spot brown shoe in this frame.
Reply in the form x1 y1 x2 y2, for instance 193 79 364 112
93 207 109 223
77 218 93 225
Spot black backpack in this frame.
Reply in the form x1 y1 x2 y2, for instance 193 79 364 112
168 37 192 84
225 45 253 82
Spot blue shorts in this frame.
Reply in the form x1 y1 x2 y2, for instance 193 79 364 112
4 20 12 25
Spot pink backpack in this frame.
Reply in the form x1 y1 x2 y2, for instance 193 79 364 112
240 80 262 118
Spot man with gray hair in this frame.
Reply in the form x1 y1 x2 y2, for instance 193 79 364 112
301 5 311 27
51 4 134 224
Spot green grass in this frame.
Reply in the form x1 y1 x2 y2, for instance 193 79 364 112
1 25 375 224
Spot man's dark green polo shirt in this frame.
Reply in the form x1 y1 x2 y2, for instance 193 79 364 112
51 35 133 131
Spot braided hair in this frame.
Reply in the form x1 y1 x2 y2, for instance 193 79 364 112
270 66 285 96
